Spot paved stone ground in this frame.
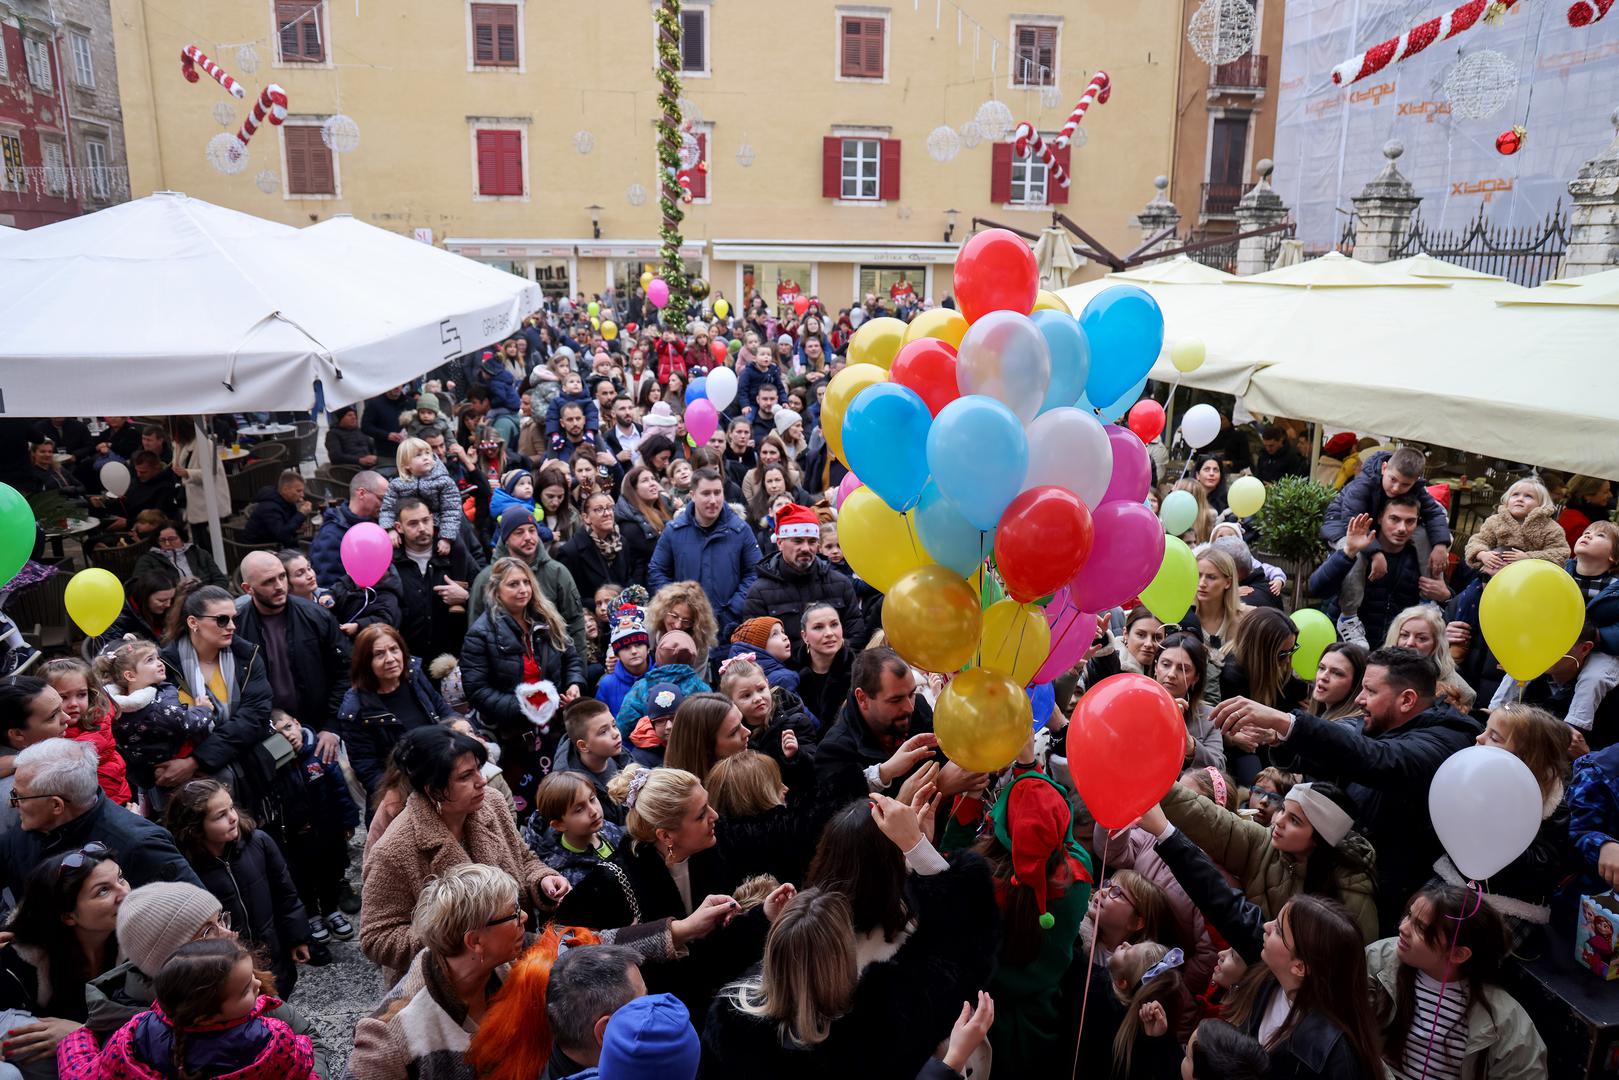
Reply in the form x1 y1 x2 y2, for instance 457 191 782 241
292 834 380 1077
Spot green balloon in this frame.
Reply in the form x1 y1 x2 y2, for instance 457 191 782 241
727 339 741 355
1138 536 1197 623
1290 608 1337 682
979 571 1005 611
0 483 32 588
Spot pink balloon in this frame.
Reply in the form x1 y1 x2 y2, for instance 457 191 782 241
836 471 862 509
1101 424 1151 505
647 278 670 309
685 398 719 445
1067 501 1168 611
1035 588 1100 684
340 521 393 589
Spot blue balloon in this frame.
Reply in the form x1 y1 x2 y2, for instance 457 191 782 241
1028 681 1057 733
842 383 933 512
684 377 708 406
915 480 993 577
925 395 1028 532
1080 284 1165 408
1031 310 1090 416
1078 369 1151 424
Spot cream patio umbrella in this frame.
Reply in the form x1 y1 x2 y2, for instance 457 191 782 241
1032 226 1084 291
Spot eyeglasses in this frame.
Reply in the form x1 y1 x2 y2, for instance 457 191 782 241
57 841 111 881
666 615 695 629
197 613 235 628
196 911 233 939
485 908 524 927
1097 881 1133 904
9 791 56 808
1278 644 1301 661
1250 787 1285 805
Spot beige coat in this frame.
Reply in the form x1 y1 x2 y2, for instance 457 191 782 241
1464 505 1571 570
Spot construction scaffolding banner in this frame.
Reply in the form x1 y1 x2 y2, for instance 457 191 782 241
1272 0 1619 251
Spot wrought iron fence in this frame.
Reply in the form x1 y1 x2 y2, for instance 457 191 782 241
1178 222 1296 274
1391 202 1567 287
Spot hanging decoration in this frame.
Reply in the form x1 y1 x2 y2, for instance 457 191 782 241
322 114 361 153
653 0 692 323
975 99 1014 141
1069 126 1089 151
208 83 287 176
574 130 596 154
206 132 249 174
735 141 756 167
678 131 701 170
927 124 962 162
1569 0 1614 23
1330 0 1521 85
1040 84 1063 109
212 101 235 127
627 183 648 206
1012 123 1070 189
1055 70 1111 148
1187 0 1258 65
255 170 280 194
180 45 244 98
1495 124 1526 155
677 96 702 124
1442 50 1518 120
958 120 984 148
236 44 260 74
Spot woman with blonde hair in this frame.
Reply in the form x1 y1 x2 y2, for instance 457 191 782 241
646 580 720 673
1382 604 1474 706
708 749 823 890
1173 478 1217 545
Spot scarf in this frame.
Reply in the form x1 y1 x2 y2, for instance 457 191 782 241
591 525 623 563
177 636 236 721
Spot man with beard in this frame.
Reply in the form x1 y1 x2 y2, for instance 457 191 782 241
740 504 865 647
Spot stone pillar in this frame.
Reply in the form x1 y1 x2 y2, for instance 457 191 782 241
1133 175 1182 263
1235 159 1288 276
1349 141 1421 264
1562 107 1619 279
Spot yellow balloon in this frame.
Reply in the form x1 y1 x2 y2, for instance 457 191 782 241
65 567 124 637
1227 475 1267 518
639 271 653 289
838 487 929 593
848 317 908 370
902 307 969 350
1031 290 1072 316
883 565 982 673
1171 338 1206 373
601 320 619 341
714 298 731 320
934 668 1033 773
1139 536 1198 623
1481 560 1585 681
590 316 600 330
823 363 888 467
979 599 1052 686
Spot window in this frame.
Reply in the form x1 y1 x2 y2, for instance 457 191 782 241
69 31 94 88
284 123 336 195
841 138 878 199
839 16 884 79
822 135 899 201
276 0 325 63
1011 153 1046 206
475 129 524 197
24 38 52 91
471 3 519 67
679 7 707 74
990 140 1069 206
2 133 23 189
85 139 109 198
40 138 66 195
0 31 9 81
1012 23 1056 87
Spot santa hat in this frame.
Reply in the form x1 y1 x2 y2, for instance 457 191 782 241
992 773 1085 931
610 604 649 651
772 503 820 542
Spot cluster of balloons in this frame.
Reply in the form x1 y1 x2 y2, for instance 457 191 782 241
677 366 739 447
0 481 127 639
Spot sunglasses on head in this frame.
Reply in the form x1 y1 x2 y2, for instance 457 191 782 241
57 841 112 882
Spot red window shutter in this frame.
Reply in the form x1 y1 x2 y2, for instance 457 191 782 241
497 132 523 195
472 6 495 63
990 142 1012 204
822 136 841 199
476 131 500 194
686 132 707 199
1050 142 1071 205
878 139 901 200
496 6 518 63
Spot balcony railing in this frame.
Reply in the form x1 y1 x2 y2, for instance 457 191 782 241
0 165 130 203
1202 181 1254 217
1209 53 1268 92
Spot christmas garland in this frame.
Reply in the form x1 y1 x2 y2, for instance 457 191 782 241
654 0 690 324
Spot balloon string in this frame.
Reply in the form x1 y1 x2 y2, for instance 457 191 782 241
1070 837 1110 1080
1416 879 1483 1080
351 586 373 622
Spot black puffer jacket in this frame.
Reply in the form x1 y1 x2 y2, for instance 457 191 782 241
461 606 585 739
614 494 663 586
337 660 454 798
157 638 274 781
740 553 868 647
558 525 636 603
190 829 309 998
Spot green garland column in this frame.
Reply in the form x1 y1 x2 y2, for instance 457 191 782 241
654 0 690 325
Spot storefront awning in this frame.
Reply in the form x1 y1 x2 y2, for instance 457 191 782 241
710 239 960 264
444 238 706 259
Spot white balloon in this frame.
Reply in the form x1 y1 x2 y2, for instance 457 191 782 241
705 365 738 412
100 461 131 497
1180 403 1221 450
1021 407 1112 510
955 310 1052 426
1429 745 1543 880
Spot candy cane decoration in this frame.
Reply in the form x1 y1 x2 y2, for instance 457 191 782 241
180 45 245 99
1330 0 1520 85
1569 0 1614 25
1011 122 1071 190
235 84 289 149
1054 71 1110 149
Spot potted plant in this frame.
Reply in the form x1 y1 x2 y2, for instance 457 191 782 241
1251 476 1335 610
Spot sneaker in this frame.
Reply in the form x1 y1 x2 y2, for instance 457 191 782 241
307 916 331 945
325 911 356 941
305 940 333 967
0 644 41 678
1335 614 1367 647
337 879 362 915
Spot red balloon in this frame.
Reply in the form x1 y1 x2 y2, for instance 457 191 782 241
994 485 1096 603
1066 673 1184 828
889 338 960 416
1127 399 1165 443
953 228 1038 324
793 295 811 316
710 339 728 364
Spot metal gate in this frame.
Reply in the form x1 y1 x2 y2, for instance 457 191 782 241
1390 202 1567 287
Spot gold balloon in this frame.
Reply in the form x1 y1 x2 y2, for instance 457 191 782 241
884 565 982 673
639 271 653 289
848 317 909 370
979 600 1052 686
64 567 125 637
823 363 887 467
601 320 619 341
1031 290 1072 316
690 277 710 300
934 668 1034 773
902 307 969 350
1481 560 1586 681
838 487 929 593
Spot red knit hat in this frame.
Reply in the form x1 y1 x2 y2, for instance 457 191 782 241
1006 778 1073 930
772 503 820 542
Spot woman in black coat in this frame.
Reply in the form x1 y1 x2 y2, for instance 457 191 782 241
460 557 585 807
792 601 855 731
336 624 455 800
558 491 637 601
615 465 672 586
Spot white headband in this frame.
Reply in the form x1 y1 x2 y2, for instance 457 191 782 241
1285 783 1354 848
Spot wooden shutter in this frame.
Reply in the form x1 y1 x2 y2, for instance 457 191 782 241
990 142 1012 204
476 130 523 196
1015 25 1056 85
840 17 883 78
276 1 324 62
1049 142 1071 205
472 5 519 65
878 138 901 201
680 9 705 72
822 136 841 199
684 132 707 199
284 125 334 195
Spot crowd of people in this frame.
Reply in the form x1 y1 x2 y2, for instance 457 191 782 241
0 285 1614 1080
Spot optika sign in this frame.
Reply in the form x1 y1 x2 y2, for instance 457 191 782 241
1397 101 1452 123
1450 177 1514 203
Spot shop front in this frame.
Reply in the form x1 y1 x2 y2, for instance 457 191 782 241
711 240 959 316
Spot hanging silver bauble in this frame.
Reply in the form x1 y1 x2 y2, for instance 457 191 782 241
735 142 756 167
255 170 280 194
926 125 962 163
974 99 1014 141
627 183 647 206
1040 85 1063 110
958 120 984 148
677 96 702 125
1442 50 1518 121
236 44 260 74
206 133 247 175
321 114 360 153
212 102 234 127
1187 0 1257 66
573 130 596 154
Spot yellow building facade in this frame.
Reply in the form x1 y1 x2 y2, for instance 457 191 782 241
112 0 1183 312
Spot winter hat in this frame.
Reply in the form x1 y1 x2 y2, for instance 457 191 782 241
1323 432 1357 458
646 682 685 721
416 392 441 414
992 773 1083 931
598 992 700 1080
501 469 532 495
329 405 357 424
643 402 679 433
117 883 223 976
730 616 781 650
610 604 649 651
655 630 697 666
773 408 802 436
498 505 538 546
777 334 794 346
772 503 819 541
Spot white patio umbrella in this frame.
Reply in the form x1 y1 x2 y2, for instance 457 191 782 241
1032 226 1084 291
